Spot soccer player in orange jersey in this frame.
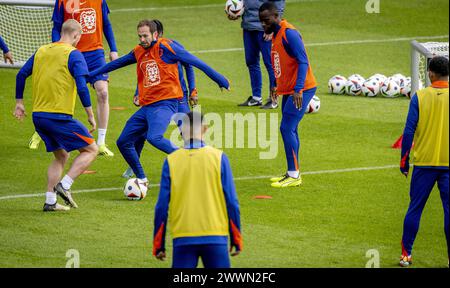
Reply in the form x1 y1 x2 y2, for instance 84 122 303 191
259 2 318 188
90 20 229 187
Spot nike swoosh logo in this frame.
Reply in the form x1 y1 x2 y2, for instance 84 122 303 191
247 101 261 106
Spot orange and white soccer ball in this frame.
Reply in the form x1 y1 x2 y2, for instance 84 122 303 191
123 178 148 200
225 0 244 18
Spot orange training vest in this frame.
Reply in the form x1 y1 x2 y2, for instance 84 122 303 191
134 38 183 106
271 20 317 95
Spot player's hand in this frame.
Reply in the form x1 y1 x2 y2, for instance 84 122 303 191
13 102 26 121
133 95 140 107
270 87 278 103
227 14 240 21
87 115 97 134
4 51 14 65
109 51 119 62
189 88 198 107
293 91 303 110
230 246 241 257
400 161 410 178
263 33 273 41
155 251 166 261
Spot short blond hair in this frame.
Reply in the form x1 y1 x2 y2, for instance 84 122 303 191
61 19 82 36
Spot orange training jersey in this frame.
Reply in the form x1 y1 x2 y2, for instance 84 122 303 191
272 20 316 95
134 39 183 106
59 0 104 52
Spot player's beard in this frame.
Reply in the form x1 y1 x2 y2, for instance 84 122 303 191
139 40 157 49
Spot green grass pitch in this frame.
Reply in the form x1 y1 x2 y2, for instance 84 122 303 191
0 0 448 268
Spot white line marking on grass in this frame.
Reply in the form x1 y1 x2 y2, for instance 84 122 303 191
192 35 449 54
110 0 319 13
0 165 397 201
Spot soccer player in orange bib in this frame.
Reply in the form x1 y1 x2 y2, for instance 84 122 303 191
29 0 118 156
90 20 229 186
259 3 317 188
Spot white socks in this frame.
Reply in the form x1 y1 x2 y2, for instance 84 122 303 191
288 171 300 179
97 129 107 146
46 192 57 205
61 175 74 190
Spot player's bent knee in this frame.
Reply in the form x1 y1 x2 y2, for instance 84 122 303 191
147 135 164 146
79 143 98 156
116 136 131 149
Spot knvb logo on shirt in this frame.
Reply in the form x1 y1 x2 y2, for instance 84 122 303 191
272 51 281 79
76 8 97 34
141 60 161 87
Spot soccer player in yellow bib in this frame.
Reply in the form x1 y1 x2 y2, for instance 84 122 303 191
14 20 98 212
399 56 449 267
153 111 242 268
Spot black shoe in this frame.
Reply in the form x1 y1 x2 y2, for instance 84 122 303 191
260 99 278 109
238 96 262 107
43 202 70 212
54 183 78 208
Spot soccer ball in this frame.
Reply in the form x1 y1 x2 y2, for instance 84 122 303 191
391 73 407 87
345 76 364 96
348 74 364 81
306 96 321 114
400 84 412 98
400 77 412 98
123 178 148 200
380 77 401 98
369 74 387 85
225 0 244 18
328 75 347 94
361 79 381 97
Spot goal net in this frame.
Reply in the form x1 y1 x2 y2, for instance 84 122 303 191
0 0 54 68
411 40 449 96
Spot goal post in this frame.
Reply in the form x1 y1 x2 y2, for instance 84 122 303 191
0 0 54 68
411 40 449 96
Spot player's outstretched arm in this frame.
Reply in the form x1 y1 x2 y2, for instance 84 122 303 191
89 51 136 79
161 42 230 90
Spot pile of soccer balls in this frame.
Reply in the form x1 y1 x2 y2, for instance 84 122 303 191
328 74 414 98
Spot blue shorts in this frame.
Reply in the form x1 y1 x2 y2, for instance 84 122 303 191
33 115 95 153
83 49 108 85
172 244 230 268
